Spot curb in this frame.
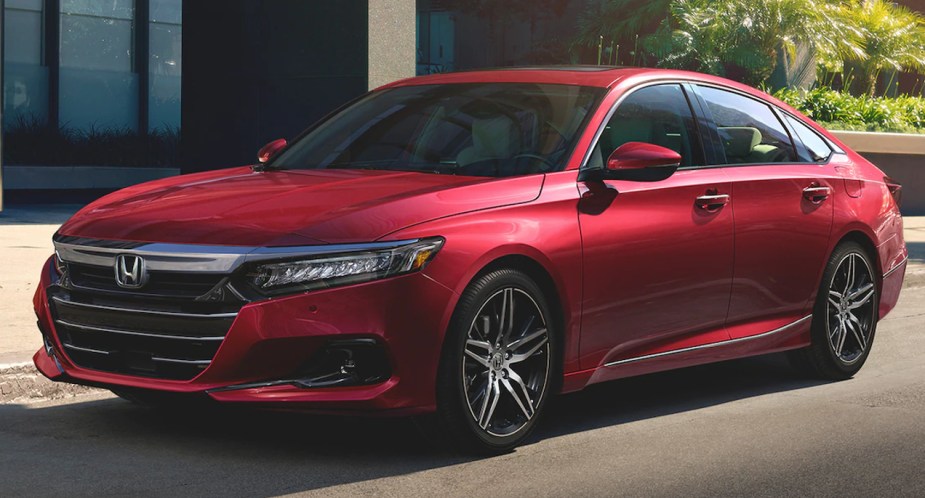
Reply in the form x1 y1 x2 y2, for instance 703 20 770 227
0 363 101 404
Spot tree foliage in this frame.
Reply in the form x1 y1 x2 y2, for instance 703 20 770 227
843 0 925 96
641 0 862 86
574 0 874 86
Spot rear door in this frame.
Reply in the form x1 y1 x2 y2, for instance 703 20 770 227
692 85 836 338
578 84 735 369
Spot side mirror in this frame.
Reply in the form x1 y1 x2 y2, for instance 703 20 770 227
581 142 681 182
257 138 287 164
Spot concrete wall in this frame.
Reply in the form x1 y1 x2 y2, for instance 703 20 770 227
832 131 925 215
1 1 4 211
858 153 925 215
368 0 415 90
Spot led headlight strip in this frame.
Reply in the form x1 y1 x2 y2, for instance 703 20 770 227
249 237 444 295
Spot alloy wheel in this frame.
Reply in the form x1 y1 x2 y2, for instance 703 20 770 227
462 287 550 437
826 252 877 364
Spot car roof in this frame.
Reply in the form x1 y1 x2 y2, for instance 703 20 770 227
380 66 642 89
377 66 805 124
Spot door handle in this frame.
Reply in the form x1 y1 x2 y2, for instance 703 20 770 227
695 193 730 212
802 184 831 204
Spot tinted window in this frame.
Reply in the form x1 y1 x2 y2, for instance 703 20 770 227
784 114 833 162
271 83 604 177
589 84 701 168
698 86 795 165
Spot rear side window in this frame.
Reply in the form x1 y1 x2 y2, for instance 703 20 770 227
697 86 796 165
783 114 833 162
588 84 702 169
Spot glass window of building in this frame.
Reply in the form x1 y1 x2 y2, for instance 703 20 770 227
149 0 182 131
59 0 138 131
3 0 49 127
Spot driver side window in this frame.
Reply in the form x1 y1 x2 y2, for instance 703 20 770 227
590 84 702 169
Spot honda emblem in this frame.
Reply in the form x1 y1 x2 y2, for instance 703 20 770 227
114 254 148 289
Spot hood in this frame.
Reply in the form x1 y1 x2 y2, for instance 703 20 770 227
58 167 544 246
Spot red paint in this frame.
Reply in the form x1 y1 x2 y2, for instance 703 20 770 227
257 138 287 164
34 67 906 412
607 142 682 170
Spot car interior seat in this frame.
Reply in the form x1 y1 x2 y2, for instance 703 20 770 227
718 126 787 163
456 116 522 168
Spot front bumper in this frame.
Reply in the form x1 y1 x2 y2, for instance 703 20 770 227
33 257 457 414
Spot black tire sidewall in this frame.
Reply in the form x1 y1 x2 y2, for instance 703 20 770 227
810 242 879 378
436 268 558 454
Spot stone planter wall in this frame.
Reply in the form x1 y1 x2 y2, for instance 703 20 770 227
832 131 925 215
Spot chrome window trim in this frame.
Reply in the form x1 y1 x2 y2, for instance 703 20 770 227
604 314 812 368
578 79 707 172
53 233 422 274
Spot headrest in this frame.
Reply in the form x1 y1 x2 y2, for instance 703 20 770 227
471 116 519 158
718 127 761 158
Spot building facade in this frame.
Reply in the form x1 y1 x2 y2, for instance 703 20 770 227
0 0 415 201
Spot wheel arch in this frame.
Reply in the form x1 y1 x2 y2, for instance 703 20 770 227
833 230 882 290
447 253 569 392
475 254 566 340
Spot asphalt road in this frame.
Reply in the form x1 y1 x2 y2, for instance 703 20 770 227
2 284 923 497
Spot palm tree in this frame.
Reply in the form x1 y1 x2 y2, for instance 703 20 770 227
643 0 862 86
574 0 866 87
845 0 925 96
575 0 671 61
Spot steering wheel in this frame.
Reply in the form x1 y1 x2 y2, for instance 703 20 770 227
512 153 556 173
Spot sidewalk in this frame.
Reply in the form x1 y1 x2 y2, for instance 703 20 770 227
1 206 923 400
0 206 83 366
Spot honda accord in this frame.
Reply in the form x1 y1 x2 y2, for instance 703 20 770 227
33 67 907 453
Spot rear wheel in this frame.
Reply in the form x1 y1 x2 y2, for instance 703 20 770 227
791 242 879 380
430 268 557 454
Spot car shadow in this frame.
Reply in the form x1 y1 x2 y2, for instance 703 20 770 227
541 352 824 439
0 352 829 496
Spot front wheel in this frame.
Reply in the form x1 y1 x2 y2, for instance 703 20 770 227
430 268 557 454
790 242 879 380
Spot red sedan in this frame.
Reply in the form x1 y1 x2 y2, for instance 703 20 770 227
34 67 907 454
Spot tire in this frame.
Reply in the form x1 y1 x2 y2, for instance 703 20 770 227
428 268 558 455
790 241 879 380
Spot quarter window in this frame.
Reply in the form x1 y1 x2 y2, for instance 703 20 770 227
698 86 796 165
589 84 702 169
784 114 833 163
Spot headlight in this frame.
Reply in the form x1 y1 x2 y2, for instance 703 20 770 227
249 237 444 295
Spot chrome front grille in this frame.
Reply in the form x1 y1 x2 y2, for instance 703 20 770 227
68 262 227 298
49 265 245 381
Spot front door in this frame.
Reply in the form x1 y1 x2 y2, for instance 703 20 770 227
578 84 735 369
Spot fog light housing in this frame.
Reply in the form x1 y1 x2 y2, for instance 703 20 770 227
293 338 391 388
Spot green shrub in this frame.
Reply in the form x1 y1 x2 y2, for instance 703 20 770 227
2 116 180 167
773 87 925 133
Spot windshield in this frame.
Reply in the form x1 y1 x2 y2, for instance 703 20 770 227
269 83 605 177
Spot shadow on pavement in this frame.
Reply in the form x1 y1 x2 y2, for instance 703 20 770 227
542 352 824 439
0 352 827 496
